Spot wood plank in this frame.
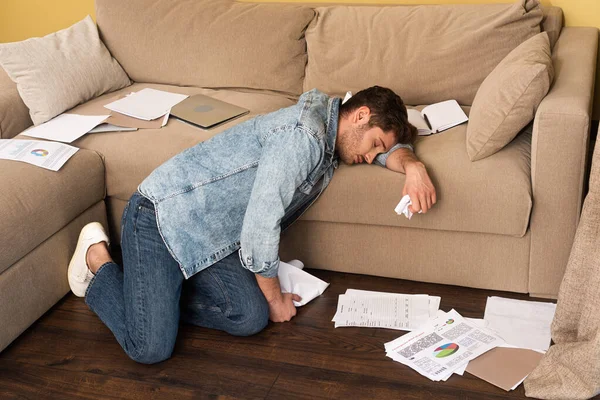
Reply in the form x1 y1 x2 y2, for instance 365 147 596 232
266 363 526 400
0 359 219 400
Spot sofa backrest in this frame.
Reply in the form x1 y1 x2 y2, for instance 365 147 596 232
95 0 562 105
95 0 315 96
303 0 544 106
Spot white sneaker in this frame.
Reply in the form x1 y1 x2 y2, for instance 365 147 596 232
68 222 110 297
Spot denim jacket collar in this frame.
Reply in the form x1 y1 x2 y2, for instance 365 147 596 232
325 97 341 168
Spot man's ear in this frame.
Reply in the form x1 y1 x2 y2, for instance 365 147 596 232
353 106 371 124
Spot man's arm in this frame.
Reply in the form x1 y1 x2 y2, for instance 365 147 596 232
239 126 319 322
381 147 437 213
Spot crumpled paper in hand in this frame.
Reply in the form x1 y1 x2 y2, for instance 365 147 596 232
278 259 329 306
394 194 422 220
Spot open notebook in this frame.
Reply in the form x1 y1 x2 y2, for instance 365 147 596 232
408 100 468 135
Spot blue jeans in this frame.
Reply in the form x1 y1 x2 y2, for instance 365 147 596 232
85 192 269 364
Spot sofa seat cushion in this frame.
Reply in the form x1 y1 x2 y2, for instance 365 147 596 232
0 148 105 274
301 107 533 238
66 84 297 201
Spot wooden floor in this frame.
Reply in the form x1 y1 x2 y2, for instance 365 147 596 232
0 270 563 399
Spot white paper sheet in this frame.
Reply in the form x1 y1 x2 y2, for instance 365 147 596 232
344 289 440 320
104 88 188 121
332 290 440 331
385 309 505 381
484 296 556 351
286 259 304 270
278 261 329 307
21 114 109 143
342 91 353 104
0 139 78 171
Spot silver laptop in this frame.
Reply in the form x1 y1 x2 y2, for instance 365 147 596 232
170 94 249 129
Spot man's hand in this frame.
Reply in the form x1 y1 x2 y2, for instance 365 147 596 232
403 161 437 214
267 293 302 322
381 148 437 214
255 274 302 323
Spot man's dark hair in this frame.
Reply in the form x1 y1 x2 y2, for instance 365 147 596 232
339 86 417 145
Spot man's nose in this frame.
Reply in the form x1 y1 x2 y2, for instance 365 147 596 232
365 153 374 164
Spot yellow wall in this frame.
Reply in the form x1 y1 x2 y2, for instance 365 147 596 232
0 0 95 43
0 0 599 117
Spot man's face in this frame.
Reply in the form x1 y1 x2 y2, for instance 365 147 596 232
337 122 397 165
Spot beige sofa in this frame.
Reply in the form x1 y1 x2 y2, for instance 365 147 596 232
0 0 597 353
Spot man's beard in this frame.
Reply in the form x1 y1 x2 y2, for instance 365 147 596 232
337 124 367 165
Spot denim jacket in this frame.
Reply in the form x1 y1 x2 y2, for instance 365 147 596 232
138 89 413 279
138 89 341 279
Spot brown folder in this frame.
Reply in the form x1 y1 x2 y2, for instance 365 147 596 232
106 111 167 129
466 347 544 391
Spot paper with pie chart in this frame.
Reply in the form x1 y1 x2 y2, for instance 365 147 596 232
384 309 505 382
0 139 78 171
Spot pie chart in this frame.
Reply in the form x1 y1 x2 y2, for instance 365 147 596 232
433 343 459 358
31 149 49 157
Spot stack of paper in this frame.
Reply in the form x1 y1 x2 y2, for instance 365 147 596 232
385 309 505 381
332 289 440 331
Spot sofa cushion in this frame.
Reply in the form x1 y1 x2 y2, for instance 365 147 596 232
64 84 297 201
301 106 533 238
304 0 543 106
96 0 314 96
467 33 553 161
0 16 131 126
0 148 105 274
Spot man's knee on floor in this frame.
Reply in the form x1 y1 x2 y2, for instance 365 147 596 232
127 339 176 365
226 296 269 337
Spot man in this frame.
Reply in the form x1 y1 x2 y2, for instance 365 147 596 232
67 86 436 364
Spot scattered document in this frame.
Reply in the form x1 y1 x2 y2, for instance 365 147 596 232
0 139 78 171
278 260 329 307
21 114 109 143
89 124 138 133
104 88 188 121
407 100 468 135
484 296 556 352
345 289 440 320
465 347 544 391
332 289 440 331
385 309 505 381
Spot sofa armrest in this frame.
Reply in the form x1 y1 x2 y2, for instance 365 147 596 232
0 68 32 139
529 27 598 297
